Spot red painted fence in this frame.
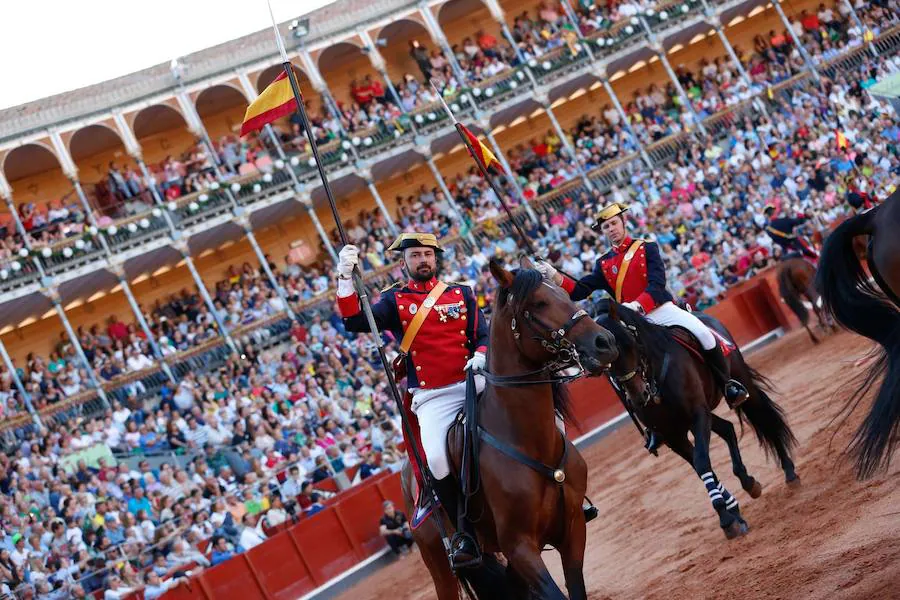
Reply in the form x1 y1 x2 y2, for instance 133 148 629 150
148 270 791 599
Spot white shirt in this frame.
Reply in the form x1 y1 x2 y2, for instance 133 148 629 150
239 527 266 550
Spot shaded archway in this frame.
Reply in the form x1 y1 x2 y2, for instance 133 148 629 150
132 104 192 166
437 0 501 55
195 84 248 140
2 143 68 214
69 124 132 215
316 40 374 110
69 125 128 182
375 18 434 87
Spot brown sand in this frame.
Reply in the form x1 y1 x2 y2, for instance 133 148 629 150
336 330 900 600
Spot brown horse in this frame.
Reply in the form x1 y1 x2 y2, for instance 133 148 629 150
402 262 618 599
816 193 900 477
776 257 836 344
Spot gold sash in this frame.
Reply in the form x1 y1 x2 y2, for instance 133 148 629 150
399 282 448 354
614 240 645 302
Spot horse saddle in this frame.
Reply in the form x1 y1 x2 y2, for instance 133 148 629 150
668 325 734 360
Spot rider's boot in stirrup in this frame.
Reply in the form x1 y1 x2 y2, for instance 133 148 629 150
433 476 482 570
703 345 748 408
582 498 599 522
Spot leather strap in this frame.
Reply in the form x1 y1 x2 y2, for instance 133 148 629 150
399 282 448 354
614 240 644 302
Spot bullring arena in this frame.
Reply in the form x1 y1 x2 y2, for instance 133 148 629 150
0 0 898 598
339 329 900 600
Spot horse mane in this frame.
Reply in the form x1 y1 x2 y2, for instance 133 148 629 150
594 298 676 371
494 268 543 312
492 267 573 422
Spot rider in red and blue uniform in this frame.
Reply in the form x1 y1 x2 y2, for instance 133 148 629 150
536 203 748 452
763 204 819 262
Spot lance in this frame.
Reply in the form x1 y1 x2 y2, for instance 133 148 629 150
429 80 539 258
264 1 451 551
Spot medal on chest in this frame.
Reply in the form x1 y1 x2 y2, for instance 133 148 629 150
435 301 466 323
408 303 417 315
612 265 618 275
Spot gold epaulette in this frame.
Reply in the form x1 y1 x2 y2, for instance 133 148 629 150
381 281 403 294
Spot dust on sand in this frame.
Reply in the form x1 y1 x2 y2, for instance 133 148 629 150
336 330 900 600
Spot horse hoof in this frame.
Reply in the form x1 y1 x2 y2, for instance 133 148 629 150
786 474 801 487
748 479 763 499
723 520 749 540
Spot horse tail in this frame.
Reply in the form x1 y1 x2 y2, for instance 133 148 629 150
777 263 809 326
815 207 883 339
736 366 797 462
815 206 900 477
458 556 517 600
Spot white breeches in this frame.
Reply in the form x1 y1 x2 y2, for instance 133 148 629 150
412 376 485 480
412 376 568 480
644 302 717 350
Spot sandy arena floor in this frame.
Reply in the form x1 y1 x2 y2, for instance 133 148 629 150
336 329 900 600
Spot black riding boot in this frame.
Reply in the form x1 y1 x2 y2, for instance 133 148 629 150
433 476 482 570
644 429 661 455
703 345 748 408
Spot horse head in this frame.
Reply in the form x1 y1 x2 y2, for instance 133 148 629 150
596 299 663 406
488 259 618 374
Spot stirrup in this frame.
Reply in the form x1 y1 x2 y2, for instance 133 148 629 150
449 532 482 570
725 380 749 409
583 504 599 523
644 431 660 456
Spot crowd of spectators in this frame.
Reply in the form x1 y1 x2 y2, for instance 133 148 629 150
0 1 898 596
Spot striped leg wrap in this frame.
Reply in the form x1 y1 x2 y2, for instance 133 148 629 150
701 472 724 504
717 483 739 510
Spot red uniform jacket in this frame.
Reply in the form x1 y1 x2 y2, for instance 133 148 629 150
337 277 489 390
560 236 674 313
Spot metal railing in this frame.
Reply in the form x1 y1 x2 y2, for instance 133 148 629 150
472 68 533 111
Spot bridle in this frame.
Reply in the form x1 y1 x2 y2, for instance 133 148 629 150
611 321 667 406
481 289 591 388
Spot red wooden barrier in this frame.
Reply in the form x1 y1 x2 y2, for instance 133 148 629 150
162 272 797 599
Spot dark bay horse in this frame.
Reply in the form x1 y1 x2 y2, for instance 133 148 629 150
596 300 798 538
402 262 618 599
816 194 900 478
776 257 835 344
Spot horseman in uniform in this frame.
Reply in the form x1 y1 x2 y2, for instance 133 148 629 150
336 232 599 569
535 203 748 452
335 233 485 568
763 204 819 261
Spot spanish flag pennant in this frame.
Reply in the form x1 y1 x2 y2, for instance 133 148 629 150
240 69 297 136
767 86 774 100
835 129 849 151
458 123 503 173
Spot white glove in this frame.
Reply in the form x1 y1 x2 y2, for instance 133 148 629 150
534 260 562 285
337 245 359 279
464 351 486 373
622 300 644 314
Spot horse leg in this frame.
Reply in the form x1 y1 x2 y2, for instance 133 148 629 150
710 414 762 498
503 542 567 600
690 410 749 539
557 509 587 600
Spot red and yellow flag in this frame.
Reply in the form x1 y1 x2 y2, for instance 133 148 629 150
458 123 503 173
240 70 297 136
835 129 848 151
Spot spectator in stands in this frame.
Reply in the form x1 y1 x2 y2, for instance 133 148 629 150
209 536 237 567
379 501 413 556
143 570 191 600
